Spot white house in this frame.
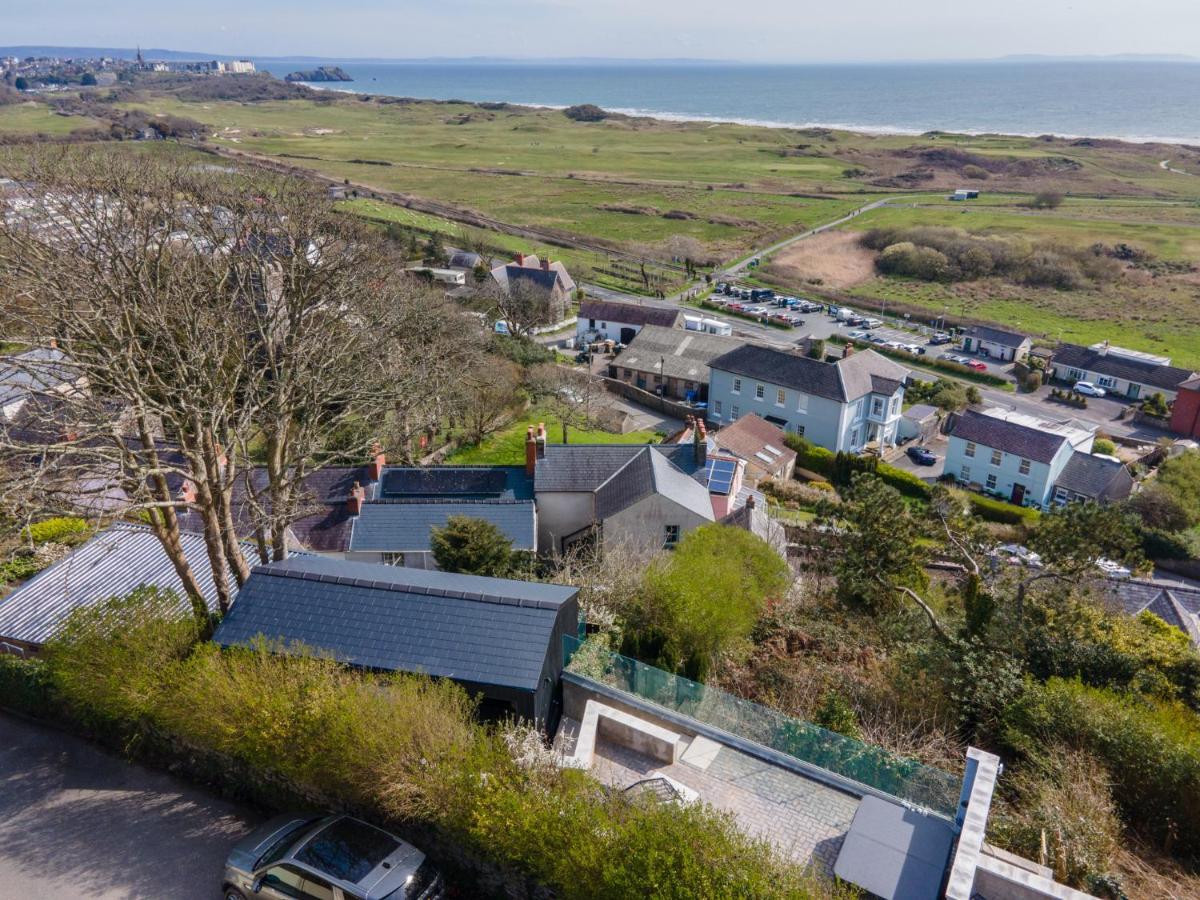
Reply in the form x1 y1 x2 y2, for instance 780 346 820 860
576 299 680 346
961 325 1031 363
1050 342 1196 402
705 345 910 454
943 408 1099 508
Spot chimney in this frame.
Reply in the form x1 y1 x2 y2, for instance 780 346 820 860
541 258 551 272
347 481 365 516
180 479 197 505
844 343 855 358
367 442 386 481
536 422 548 458
746 493 756 510
524 426 538 476
515 252 525 267
693 417 707 467
48 338 57 350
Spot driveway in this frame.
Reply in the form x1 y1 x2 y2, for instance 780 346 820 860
0 712 263 899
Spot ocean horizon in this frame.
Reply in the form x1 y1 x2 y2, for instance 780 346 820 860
250 59 1200 144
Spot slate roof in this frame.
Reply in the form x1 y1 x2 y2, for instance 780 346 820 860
213 557 578 691
0 348 78 412
579 300 680 330
946 409 1068 464
534 444 647 492
964 325 1030 349
0 523 255 648
379 466 533 500
348 500 536 552
1097 578 1200 647
903 404 940 422
593 447 715 521
1052 343 1195 391
618 325 742 382
1053 453 1134 501
709 346 908 402
505 265 561 294
710 414 796 479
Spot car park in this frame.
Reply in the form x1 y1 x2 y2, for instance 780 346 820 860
1074 381 1107 397
906 446 938 466
847 330 870 340
223 814 444 900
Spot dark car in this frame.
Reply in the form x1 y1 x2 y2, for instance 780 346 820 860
906 446 938 466
223 814 443 900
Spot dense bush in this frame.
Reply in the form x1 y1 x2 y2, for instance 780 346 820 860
563 104 609 122
0 554 46 585
23 516 89 544
860 224 1121 289
905 377 975 411
877 462 934 500
1092 438 1117 456
1003 678 1200 861
430 515 522 577
782 432 835 477
24 590 819 899
967 493 1041 525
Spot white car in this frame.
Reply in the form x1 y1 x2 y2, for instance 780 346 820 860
1096 557 1132 579
847 330 870 340
997 544 1043 568
1074 381 1107 398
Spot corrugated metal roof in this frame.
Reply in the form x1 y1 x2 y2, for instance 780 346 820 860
213 557 578 691
347 500 535 552
0 523 254 647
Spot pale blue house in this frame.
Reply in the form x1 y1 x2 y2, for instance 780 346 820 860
944 408 1096 508
705 346 910 454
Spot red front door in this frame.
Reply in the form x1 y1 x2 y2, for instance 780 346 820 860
1011 483 1026 506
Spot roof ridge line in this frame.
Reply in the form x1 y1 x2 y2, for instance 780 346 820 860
592 446 650 493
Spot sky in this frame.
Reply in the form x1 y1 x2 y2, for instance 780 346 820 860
6 0 1200 62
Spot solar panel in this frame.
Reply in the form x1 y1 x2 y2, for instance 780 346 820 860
707 458 737 495
381 468 509 498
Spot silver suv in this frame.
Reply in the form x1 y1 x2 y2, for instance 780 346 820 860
223 814 443 900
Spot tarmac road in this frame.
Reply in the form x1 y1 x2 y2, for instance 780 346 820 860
0 712 263 899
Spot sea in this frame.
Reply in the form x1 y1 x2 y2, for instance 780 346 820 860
249 60 1200 144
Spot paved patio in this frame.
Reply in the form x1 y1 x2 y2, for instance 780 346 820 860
557 717 860 872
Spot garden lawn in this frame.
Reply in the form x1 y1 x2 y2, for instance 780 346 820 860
446 410 661 465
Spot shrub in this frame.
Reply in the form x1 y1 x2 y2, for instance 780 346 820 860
968 493 1041 525
1030 191 1065 209
430 515 519 577
563 104 608 122
0 553 45 585
1093 438 1117 456
961 164 989 180
23 516 89 544
1003 678 1200 861
782 433 835 477
877 462 933 500
813 691 862 740
991 747 1122 889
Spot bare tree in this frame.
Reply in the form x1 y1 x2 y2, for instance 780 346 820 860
458 354 523 446
484 278 557 339
525 363 601 443
0 146 470 612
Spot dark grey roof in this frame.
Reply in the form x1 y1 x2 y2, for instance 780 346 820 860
214 557 578 691
579 300 680 329
594 450 655 519
964 325 1030 348
1097 578 1200 646
448 251 482 269
903 404 939 422
505 265 560 293
1053 453 1133 501
0 523 254 648
534 444 646 492
709 345 908 402
946 409 1067 464
1052 344 1195 391
348 500 535 552
0 348 77 410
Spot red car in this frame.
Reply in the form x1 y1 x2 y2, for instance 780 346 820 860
967 360 988 372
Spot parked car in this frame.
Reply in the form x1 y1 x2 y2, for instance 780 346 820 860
1096 557 1132 579
1074 381 1107 397
967 360 988 372
223 814 444 900
928 332 952 345
870 336 889 346
847 330 870 340
906 446 938 466
996 544 1043 568
861 318 883 329
903 344 926 356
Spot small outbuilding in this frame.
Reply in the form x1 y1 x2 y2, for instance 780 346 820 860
899 404 941 444
213 556 580 726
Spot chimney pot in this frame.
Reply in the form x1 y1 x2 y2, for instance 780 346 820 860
347 480 366 516
536 422 547 458
515 253 525 267
525 426 538 476
367 442 386 481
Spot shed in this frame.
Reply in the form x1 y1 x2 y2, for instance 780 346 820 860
900 404 940 443
213 557 580 726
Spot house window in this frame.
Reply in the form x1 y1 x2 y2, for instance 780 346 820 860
796 393 808 413
960 465 972 482
1098 376 1117 388
755 383 765 400
794 425 805 437
850 427 860 447
990 449 1002 467
731 405 740 420
965 442 976 458
776 388 785 406
714 400 722 416
664 524 681 548
600 321 607 329
588 318 596 328
890 396 900 416
1054 486 1070 504
382 552 405 567
854 399 864 419
732 378 742 394
623 368 632 378
1019 458 1031 475
872 397 884 417
986 473 997 490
